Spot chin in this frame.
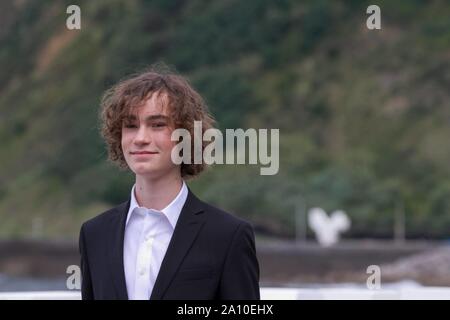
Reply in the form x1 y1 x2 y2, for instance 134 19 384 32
132 166 155 175
131 164 179 179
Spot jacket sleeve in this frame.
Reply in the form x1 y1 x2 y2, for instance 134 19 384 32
79 223 94 300
218 222 260 299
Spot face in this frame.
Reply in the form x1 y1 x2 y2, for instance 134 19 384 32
121 92 180 179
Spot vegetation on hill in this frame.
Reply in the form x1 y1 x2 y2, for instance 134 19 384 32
0 0 449 239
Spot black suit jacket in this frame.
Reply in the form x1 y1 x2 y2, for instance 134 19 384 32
79 187 260 300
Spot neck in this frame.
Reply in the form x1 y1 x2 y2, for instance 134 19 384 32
134 172 184 211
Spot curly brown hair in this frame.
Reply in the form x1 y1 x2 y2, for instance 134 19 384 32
99 66 216 179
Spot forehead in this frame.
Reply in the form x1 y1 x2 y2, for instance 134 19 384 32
127 91 171 118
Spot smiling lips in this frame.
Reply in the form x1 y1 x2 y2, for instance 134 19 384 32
130 151 159 155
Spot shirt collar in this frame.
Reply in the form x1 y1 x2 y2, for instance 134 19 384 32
125 180 188 229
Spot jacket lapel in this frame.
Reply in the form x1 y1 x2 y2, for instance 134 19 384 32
107 200 130 300
150 188 206 300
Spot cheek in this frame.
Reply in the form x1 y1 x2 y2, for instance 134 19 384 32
156 131 176 149
121 132 132 151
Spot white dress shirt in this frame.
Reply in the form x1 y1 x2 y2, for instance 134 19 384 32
123 181 188 300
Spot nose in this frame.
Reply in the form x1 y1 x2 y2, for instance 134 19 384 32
134 126 152 145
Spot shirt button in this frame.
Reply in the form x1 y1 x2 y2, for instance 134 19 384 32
139 268 146 276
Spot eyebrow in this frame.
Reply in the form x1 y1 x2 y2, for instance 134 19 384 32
124 114 170 121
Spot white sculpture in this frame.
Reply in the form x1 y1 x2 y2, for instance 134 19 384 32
308 208 351 247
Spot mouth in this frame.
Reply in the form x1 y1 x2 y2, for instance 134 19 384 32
130 151 159 155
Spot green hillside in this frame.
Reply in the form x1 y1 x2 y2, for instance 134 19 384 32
0 0 449 239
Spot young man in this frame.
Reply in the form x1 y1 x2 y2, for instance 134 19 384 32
78 69 260 300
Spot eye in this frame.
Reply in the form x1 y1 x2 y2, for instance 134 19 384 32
152 122 167 128
123 123 137 129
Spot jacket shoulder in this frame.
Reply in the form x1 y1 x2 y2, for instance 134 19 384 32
201 200 254 234
80 200 129 234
